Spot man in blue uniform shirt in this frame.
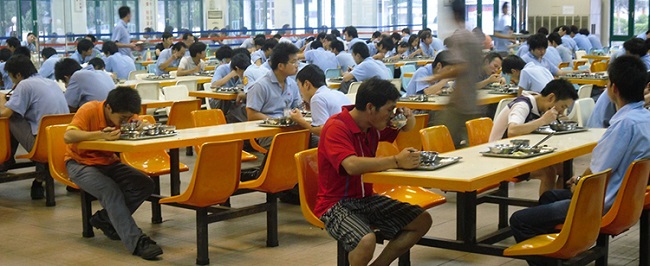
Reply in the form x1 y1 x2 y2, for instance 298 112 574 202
112 6 136 59
55 58 115 111
38 47 60 80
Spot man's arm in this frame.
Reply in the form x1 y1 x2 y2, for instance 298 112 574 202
507 106 558 137
64 128 120 144
157 52 178 70
0 95 14 118
342 72 355 83
176 59 200 76
340 148 420 176
246 107 270 121
211 70 238 88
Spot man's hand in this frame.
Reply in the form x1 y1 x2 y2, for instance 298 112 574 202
236 92 247 105
289 108 305 123
566 176 579 193
400 107 413 120
486 73 502 84
395 148 420 169
101 127 121 141
540 106 559 125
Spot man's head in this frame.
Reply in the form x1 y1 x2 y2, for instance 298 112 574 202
85 34 97 43
402 28 411 36
310 40 323 50
182 32 195 47
569 25 579 37
420 30 433 45
623 38 648 57
41 47 57 60
215 45 233 62
104 86 141 127
343 26 358 41
118 6 131 22
229 53 251 78
26 32 36 43
502 2 509 15
171 42 188 58
547 32 563 47
77 39 95 57
189 42 207 58
527 34 548 59
102 41 119 56
355 78 402 130
262 38 279 56
270 43 300 76
296 64 327 103
13 47 30 57
537 27 549 36
323 34 335 50
4 54 37 84
88 57 105 70
371 31 382 41
431 50 455 73
6 37 20 52
350 42 370 64
54 58 82 86
331 29 341 38
331 40 344 55
162 32 173 46
232 47 251 60
538 79 578 114
578 28 590 36
391 32 402 44
483 52 503 75
608 55 648 105
501 55 527 81
0 48 12 62
396 42 410 54
377 37 395 53
559 26 571 36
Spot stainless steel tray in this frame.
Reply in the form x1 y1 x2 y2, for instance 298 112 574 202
398 96 435 102
119 132 177 141
258 122 296 128
533 126 589 135
328 77 343 83
480 147 556 159
488 90 517 95
212 88 240 94
416 156 462 171
144 77 174 81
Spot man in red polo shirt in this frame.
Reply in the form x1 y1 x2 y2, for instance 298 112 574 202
315 77 432 266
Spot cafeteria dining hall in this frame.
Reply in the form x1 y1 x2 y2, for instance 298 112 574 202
1 0 650 265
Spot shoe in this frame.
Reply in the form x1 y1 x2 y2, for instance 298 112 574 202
90 210 121 240
134 235 163 260
66 186 80 192
0 158 16 173
30 180 44 200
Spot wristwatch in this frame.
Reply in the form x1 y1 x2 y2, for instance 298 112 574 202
574 175 583 183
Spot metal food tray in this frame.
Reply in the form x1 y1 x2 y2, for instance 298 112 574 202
258 122 296 128
328 77 344 83
533 126 589 135
480 147 556 159
213 88 240 94
144 77 174 81
416 156 462 171
119 132 177 141
488 90 517 95
398 96 435 102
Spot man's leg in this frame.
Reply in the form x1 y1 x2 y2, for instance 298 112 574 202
372 212 432 266
7 114 45 198
101 162 154 214
510 190 572 243
321 200 376 266
67 160 145 253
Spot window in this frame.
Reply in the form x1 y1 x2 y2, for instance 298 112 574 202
611 0 650 42
86 0 138 39
159 0 203 34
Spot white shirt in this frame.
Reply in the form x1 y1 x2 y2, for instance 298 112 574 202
178 56 206 72
489 93 540 142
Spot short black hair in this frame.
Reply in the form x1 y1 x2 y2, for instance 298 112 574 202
106 86 141 114
578 28 590 36
189 42 206 57
215 45 233 60
54 58 82 82
41 47 57 59
560 25 571 33
377 37 395 52
6 37 20 48
331 40 344 53
324 34 336 43
182 32 194 41
4 54 37 78
232 47 251 59
351 42 370 59
483 52 502 65
27 32 35 37
623 37 648 57
273 33 282 39
77 39 95 53
118 6 130 19
527 34 549 51
102 41 119 55
14 47 30 57
262 38 279 51
254 35 266 47
317 32 327 41
355 77 401 111
230 53 251 71
372 31 381 39
162 32 173 40
270 43 299 70
420 30 432 40
88 57 105 70
452 0 465 22
172 41 187 51
343 26 358 38
85 34 97 43
540 79 578 100
402 28 411 35
570 25 579 34
390 32 402 43
537 27 549 36
296 64 326 88
331 29 341 37
0 48 12 61
310 40 323 50
433 50 455 68
501 55 527 74
548 32 563 45
608 55 647 103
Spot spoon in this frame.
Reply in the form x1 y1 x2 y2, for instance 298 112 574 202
532 132 555 148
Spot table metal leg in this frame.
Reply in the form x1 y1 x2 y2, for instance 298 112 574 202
169 148 180 195
497 181 509 229
562 159 574 189
45 173 55 207
457 191 477 243
641 209 650 266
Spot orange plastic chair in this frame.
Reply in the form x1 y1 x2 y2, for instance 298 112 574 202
191 109 258 162
159 140 243 265
558 62 570 69
46 125 96 238
573 60 588 70
395 114 428 151
17 113 75 163
0 118 10 164
591 61 608 72
167 99 202 129
465 117 493 147
374 141 447 209
503 169 610 261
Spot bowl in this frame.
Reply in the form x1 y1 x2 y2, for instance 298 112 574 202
160 125 176 134
549 121 578 131
510 139 530 146
488 144 516 154
517 146 542 153
420 151 439 164
389 113 408 129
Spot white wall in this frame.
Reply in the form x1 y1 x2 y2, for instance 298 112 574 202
528 0 591 16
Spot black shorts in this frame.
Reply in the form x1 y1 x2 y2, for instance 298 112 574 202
320 195 424 251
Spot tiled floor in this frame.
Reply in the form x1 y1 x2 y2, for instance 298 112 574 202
0 151 643 265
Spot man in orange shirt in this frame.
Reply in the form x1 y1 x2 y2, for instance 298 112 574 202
64 87 162 260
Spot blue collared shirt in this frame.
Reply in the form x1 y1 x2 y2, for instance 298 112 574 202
211 63 239 87
104 53 136 80
305 48 340 72
310 85 351 127
587 90 617 128
544 46 562 67
336 52 356 72
406 64 434 95
261 61 272 71
347 38 365 51
0 62 11 89
518 62 554 93
642 55 650 70
573 34 593 52
246 71 302 118
70 49 103 64
561 35 578 53
112 20 133 59
155 48 181 76
22 41 36 53
366 43 378 56
516 43 529 58
65 66 115 109
521 52 560 75
38 55 61 80
590 101 650 211
4 74 69 134
431 37 445 52
243 64 269 93
556 45 573 65
351 57 392 82
587 35 603 49
251 49 268 64
420 41 436 57
494 14 510 51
